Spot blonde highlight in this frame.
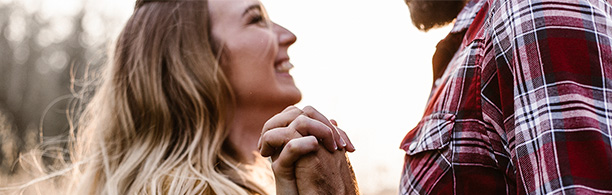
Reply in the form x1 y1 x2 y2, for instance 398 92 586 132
64 1 270 194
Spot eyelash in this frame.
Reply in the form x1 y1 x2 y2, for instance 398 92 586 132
249 15 264 25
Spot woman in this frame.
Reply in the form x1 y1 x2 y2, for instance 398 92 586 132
13 0 356 194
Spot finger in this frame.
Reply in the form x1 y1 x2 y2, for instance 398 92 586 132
274 136 319 169
331 119 355 152
282 105 300 112
330 119 338 126
259 106 303 150
302 106 346 149
259 127 303 157
337 128 355 152
262 106 303 132
272 136 313 195
271 136 319 195
289 115 337 152
260 114 336 157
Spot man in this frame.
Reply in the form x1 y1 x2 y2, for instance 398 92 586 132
400 0 612 194
259 0 612 194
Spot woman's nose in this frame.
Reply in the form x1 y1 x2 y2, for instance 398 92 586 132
273 22 297 46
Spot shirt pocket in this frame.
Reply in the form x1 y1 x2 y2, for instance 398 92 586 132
401 113 455 155
400 113 455 194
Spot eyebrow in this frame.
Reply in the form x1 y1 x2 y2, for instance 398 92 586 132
242 4 262 17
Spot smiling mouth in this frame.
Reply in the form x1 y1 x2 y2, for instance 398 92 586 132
275 60 293 73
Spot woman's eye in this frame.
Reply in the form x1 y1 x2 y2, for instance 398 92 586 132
249 15 265 25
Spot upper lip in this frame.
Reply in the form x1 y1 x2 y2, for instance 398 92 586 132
275 57 290 65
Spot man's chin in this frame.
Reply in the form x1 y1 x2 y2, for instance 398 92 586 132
406 0 467 31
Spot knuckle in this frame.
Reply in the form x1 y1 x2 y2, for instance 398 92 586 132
302 105 313 111
260 131 270 141
260 130 276 144
287 106 303 114
302 105 317 115
307 137 319 149
287 105 299 111
294 115 310 128
260 134 271 151
285 140 297 152
262 120 274 130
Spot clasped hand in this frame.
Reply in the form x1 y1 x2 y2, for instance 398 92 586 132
258 106 359 195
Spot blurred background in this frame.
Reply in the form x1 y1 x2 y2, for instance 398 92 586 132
0 0 451 194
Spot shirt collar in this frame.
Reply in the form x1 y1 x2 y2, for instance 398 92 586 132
450 0 487 33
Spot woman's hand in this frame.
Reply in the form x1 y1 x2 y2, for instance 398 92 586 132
259 106 354 156
258 106 357 195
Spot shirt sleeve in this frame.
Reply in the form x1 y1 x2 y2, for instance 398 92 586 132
493 0 612 193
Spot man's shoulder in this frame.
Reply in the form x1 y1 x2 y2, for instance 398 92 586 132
490 0 610 16
486 0 611 34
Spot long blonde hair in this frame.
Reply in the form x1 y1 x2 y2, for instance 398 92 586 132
63 0 270 194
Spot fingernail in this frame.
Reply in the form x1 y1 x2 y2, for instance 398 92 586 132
340 138 347 148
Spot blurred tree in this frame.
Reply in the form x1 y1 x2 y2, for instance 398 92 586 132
0 0 116 176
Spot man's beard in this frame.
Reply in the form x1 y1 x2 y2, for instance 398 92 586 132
405 0 467 31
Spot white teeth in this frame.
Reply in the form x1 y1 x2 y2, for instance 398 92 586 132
276 61 293 72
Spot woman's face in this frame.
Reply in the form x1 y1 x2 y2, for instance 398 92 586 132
209 0 301 108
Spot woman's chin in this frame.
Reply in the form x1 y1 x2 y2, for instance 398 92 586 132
285 87 302 104
273 88 302 108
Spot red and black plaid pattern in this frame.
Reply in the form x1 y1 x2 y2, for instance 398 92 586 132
400 0 612 194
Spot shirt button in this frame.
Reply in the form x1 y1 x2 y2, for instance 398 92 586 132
409 142 417 151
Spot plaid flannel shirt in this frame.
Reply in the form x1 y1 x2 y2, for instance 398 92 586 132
399 0 612 194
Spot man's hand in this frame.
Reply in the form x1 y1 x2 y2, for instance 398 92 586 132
295 148 359 194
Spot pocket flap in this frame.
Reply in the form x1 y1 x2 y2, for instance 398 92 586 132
400 113 455 155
